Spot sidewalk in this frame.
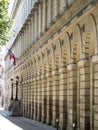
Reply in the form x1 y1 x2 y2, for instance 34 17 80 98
0 108 59 130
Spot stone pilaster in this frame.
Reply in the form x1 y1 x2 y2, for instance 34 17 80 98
42 0 47 33
47 0 52 28
46 67 52 124
33 14 36 42
21 33 23 55
67 63 77 130
59 65 67 130
78 59 90 130
22 32 24 52
52 68 59 126
26 27 28 49
28 21 31 45
53 0 59 21
59 0 66 14
34 11 37 41
38 4 42 37
31 16 34 43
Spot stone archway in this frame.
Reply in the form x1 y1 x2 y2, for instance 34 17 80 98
73 24 82 130
77 13 97 130
45 45 53 125
58 33 70 130
65 23 82 130
87 14 97 130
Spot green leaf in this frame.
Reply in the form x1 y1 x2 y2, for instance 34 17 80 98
0 0 11 46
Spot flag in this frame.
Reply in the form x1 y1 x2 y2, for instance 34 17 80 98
13 56 16 66
7 48 14 59
7 48 16 66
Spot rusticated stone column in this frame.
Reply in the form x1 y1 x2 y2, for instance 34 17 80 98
91 55 98 130
25 73 28 117
24 81 27 117
59 65 67 130
41 70 47 123
32 77 35 119
26 72 29 118
78 59 90 130
33 72 38 120
37 73 42 121
46 67 52 124
22 81 25 117
26 79 28 118
29 78 32 118
30 78 33 119
67 63 77 130
22 71 25 117
27 79 30 118
52 67 59 126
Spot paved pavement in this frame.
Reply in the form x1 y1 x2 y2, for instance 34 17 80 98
0 107 59 130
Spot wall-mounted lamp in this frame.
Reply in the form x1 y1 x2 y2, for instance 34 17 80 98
10 78 13 100
15 76 19 101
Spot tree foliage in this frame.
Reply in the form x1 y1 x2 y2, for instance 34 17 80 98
0 0 11 46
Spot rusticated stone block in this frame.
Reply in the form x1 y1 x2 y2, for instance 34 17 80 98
94 88 98 96
80 88 90 96
94 80 98 87
80 67 90 74
79 103 90 110
94 120 98 128
94 111 98 120
94 72 98 80
80 110 90 117
80 95 90 103
80 81 90 88
94 63 98 71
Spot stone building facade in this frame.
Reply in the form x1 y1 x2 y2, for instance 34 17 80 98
5 0 98 130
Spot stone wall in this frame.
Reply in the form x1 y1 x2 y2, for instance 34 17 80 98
5 0 98 130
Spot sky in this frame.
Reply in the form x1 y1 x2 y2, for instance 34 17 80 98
8 0 15 14
0 46 5 55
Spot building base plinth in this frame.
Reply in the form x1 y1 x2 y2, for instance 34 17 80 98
8 100 22 116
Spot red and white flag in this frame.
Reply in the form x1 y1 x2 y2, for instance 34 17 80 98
7 48 17 66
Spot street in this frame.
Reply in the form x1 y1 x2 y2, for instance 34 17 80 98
0 108 58 130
